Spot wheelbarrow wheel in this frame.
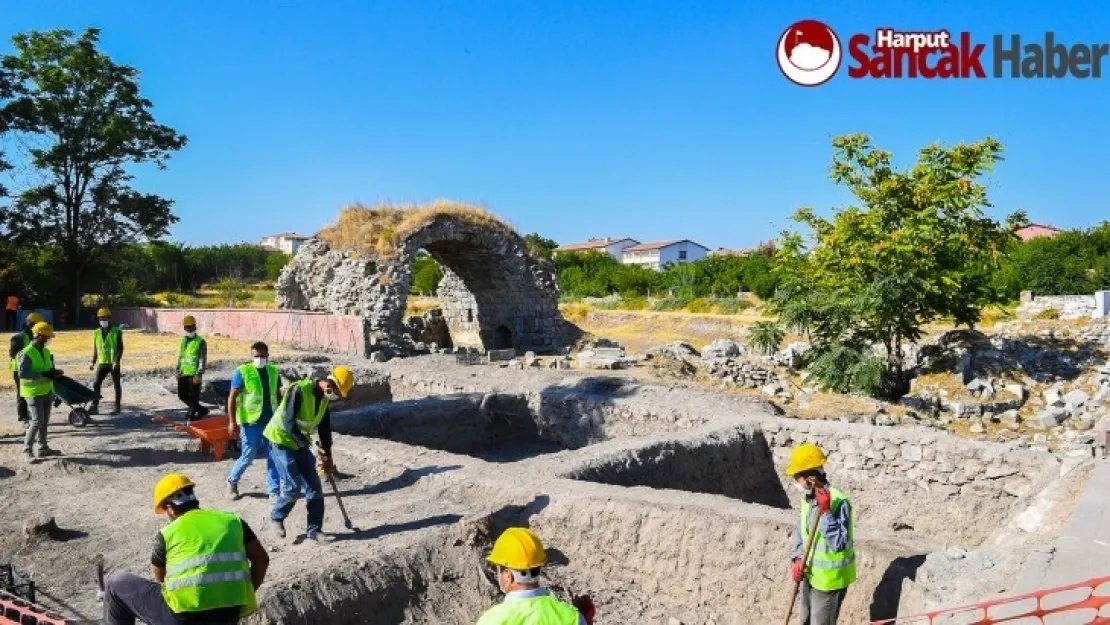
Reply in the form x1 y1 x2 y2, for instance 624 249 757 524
69 408 91 427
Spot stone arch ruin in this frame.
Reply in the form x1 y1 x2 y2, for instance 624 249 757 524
276 206 567 356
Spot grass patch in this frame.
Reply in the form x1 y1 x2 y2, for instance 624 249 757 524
1033 308 1061 320
317 201 517 259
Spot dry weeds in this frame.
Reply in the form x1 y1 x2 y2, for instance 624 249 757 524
317 201 517 259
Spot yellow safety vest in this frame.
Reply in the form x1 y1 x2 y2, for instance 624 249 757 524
800 487 856 592
94 326 122 365
476 593 582 625
9 331 30 372
18 344 54 399
159 509 256 616
178 336 205 376
235 363 280 425
263 379 327 450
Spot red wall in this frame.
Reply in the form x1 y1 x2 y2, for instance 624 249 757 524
113 308 368 356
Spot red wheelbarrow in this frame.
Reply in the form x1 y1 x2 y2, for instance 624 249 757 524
152 414 234 461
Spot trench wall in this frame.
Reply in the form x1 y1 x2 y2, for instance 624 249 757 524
114 307 369 356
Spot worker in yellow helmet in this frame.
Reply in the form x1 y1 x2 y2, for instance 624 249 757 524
18 322 62 462
177 315 208 421
785 443 855 625
263 366 354 544
101 473 269 625
9 311 44 427
89 307 124 416
477 527 594 625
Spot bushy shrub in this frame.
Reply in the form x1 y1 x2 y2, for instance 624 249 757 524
748 320 785 355
1033 308 1060 320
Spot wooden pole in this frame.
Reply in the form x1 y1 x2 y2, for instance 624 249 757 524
782 502 824 625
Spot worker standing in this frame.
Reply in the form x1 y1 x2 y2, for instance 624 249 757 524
263 366 354 544
18 322 62 462
476 527 594 625
177 316 208 421
101 473 268 625
4 294 19 331
9 311 44 427
226 341 282 501
786 443 855 625
90 307 124 416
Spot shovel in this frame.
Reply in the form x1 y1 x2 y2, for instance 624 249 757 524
324 470 356 531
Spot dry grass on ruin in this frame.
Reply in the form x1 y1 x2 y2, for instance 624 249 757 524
317 201 517 259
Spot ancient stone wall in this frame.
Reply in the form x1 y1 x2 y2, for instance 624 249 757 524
1016 291 1099 319
276 214 566 354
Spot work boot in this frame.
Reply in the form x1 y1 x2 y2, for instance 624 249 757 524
269 519 286 539
306 532 335 545
110 404 121 416
227 481 240 500
36 447 61 458
23 450 34 463
88 402 99 416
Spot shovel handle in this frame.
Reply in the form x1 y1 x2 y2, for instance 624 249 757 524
782 508 824 625
326 471 353 528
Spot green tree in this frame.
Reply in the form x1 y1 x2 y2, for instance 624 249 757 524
264 251 290 282
524 233 558 260
410 254 443 295
0 28 187 321
772 134 1017 398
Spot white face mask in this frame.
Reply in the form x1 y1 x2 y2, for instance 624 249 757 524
99 320 110 328
324 392 340 401
185 331 196 338
793 481 810 493
253 357 268 368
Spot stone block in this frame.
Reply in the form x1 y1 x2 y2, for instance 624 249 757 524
488 349 516 362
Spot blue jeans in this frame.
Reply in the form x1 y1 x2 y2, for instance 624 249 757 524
270 444 324 536
226 420 280 495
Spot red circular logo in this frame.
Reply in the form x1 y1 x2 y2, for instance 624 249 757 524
776 20 842 86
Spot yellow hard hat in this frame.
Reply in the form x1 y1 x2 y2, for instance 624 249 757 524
97 307 112 319
328 366 355 398
487 527 547 571
152 473 195 514
25 312 44 326
32 322 54 338
785 442 827 477
182 315 196 327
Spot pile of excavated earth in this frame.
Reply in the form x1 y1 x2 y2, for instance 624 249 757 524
0 337 1099 624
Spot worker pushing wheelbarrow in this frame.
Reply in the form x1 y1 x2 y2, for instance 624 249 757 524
52 375 101 428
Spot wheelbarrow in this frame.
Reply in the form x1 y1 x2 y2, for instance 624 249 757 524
152 414 237 461
52 375 101 428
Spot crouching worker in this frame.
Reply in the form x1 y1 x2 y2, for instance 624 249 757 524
477 527 595 625
102 473 268 625
786 443 856 625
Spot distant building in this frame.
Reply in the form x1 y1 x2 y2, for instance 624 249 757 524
1015 223 1064 242
554 237 640 260
260 232 309 255
621 240 709 271
708 247 753 257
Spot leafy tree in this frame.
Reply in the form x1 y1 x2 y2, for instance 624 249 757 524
264 251 290 282
410 254 443 295
748 320 785 355
0 28 187 321
772 134 1017 398
524 233 558 260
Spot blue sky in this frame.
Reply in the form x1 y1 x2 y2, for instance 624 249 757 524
3 1 1109 249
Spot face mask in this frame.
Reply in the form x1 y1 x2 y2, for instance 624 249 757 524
793 481 810 493
253 357 268 368
324 392 341 402
99 320 110 328
185 331 196 338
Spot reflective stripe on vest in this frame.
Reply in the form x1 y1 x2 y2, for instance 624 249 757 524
159 509 256 616
263 379 328 450
9 332 29 372
235 364 280 425
94 326 122 365
179 336 204 376
476 593 582 625
800 487 856 592
18 345 53 399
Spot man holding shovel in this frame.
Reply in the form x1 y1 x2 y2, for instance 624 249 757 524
785 443 855 625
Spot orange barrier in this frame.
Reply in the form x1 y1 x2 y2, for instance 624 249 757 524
872 575 1110 624
0 589 69 624
152 414 233 461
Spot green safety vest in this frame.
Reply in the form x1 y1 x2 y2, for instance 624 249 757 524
159 508 256 616
9 331 30 372
18 344 54 399
800 487 856 592
263 379 328 450
94 326 122 365
235 363 280 425
178 336 205 376
475 593 582 625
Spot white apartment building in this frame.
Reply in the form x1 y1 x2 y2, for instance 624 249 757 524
260 232 309 255
621 240 709 271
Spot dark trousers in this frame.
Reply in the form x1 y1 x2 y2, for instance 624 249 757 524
93 364 122 407
799 579 847 625
13 373 28 421
102 572 239 625
176 376 204 417
4 310 15 331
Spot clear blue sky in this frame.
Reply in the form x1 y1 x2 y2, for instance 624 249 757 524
4 1 1109 249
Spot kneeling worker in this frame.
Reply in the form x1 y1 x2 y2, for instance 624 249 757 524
263 366 354 544
477 527 594 625
786 443 855 625
102 473 268 625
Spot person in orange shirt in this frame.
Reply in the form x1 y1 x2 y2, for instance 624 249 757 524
5 295 19 332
